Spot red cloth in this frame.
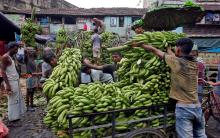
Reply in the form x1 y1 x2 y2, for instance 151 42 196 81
83 24 88 31
0 121 9 138
0 41 6 56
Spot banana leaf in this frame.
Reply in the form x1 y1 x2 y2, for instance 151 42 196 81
143 6 205 31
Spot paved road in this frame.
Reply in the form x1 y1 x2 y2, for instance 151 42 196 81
206 117 220 138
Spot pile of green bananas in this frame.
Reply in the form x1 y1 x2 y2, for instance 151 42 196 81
21 18 42 47
72 31 120 63
56 28 69 49
72 31 93 59
114 31 185 84
44 31 183 137
44 81 174 137
0 97 7 118
42 48 81 98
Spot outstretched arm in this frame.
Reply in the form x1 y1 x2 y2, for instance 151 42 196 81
83 59 103 70
208 81 220 86
140 44 165 59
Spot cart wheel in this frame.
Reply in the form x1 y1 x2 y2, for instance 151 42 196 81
125 128 165 138
210 92 220 123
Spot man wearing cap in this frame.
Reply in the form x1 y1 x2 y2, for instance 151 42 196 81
1 42 26 122
132 19 145 34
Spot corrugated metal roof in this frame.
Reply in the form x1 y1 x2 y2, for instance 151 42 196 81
2 8 147 16
0 12 20 41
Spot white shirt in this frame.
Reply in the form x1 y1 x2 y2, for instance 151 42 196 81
91 69 113 83
17 48 24 55
81 73 91 84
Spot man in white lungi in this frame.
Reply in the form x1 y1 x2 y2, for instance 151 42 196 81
1 42 26 122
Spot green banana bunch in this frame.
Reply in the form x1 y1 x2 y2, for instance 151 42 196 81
21 18 42 47
56 28 68 48
42 48 81 98
72 31 119 64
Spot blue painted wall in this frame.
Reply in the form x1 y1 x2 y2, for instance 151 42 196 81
104 16 134 37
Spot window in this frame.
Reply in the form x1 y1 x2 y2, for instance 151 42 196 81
65 16 76 24
205 13 220 25
110 17 117 27
119 16 124 27
51 16 62 24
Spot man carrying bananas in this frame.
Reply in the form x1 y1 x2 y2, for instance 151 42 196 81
92 18 106 34
132 19 145 34
91 28 102 64
132 38 207 138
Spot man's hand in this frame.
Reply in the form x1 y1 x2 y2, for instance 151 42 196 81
83 58 92 65
167 47 175 56
131 41 145 48
207 81 215 86
198 78 207 84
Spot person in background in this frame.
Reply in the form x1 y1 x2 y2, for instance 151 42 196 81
126 25 132 40
24 47 40 111
41 54 57 83
83 52 122 82
131 19 145 34
43 47 55 57
92 28 102 64
190 45 206 103
90 69 113 84
92 18 106 34
132 38 206 138
16 42 25 64
207 81 220 96
81 65 113 84
40 54 57 103
80 65 92 84
1 42 26 122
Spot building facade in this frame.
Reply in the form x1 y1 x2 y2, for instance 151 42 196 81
0 0 77 11
2 8 146 38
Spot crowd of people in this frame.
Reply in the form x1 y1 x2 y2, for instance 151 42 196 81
0 18 220 138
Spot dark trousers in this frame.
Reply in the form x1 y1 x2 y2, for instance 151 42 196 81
26 88 36 107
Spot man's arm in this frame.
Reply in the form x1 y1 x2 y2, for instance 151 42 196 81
140 45 165 59
1 56 11 91
208 81 220 86
86 63 103 70
83 59 103 70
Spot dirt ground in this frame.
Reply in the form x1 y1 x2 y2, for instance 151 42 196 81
1 79 220 138
2 79 57 138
